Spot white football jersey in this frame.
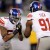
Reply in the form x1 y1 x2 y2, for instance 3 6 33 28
27 10 50 39
0 17 21 42
0 17 16 30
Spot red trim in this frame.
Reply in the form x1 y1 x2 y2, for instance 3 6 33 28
0 18 5 25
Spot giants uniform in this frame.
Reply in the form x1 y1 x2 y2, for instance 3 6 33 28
27 10 50 39
0 17 17 30
0 17 21 50
0 16 21 40
27 10 50 50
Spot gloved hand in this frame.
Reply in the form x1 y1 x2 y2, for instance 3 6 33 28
13 23 21 35
13 23 23 41
16 23 23 41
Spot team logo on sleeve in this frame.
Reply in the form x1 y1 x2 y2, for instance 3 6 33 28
0 18 5 26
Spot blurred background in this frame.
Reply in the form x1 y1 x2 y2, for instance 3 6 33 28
0 0 49 16
0 0 50 50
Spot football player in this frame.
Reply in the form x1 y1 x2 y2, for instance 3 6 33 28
0 8 23 42
24 1 50 50
29 1 38 50
0 8 23 50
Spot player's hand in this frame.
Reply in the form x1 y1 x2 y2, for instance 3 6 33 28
13 23 21 35
16 23 21 30
18 34 23 41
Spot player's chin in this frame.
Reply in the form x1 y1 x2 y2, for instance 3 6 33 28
18 35 23 41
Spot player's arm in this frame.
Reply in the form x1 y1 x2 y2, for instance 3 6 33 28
24 20 32 38
3 23 23 42
18 24 23 41
0 26 14 42
2 25 19 42
2 33 14 42
2 29 18 42
11 23 23 41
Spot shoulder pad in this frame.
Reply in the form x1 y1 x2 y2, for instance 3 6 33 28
27 13 32 18
27 13 32 20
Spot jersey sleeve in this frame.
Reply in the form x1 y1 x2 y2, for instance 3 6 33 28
0 18 5 26
27 13 32 20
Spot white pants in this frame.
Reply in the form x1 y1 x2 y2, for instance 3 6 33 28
38 37 50 50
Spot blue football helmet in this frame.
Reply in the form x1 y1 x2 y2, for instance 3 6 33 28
9 8 21 24
30 1 42 12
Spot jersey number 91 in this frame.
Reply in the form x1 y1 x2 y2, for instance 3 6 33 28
39 18 50 31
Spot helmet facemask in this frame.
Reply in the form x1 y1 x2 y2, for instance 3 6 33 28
9 8 21 24
9 13 21 24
